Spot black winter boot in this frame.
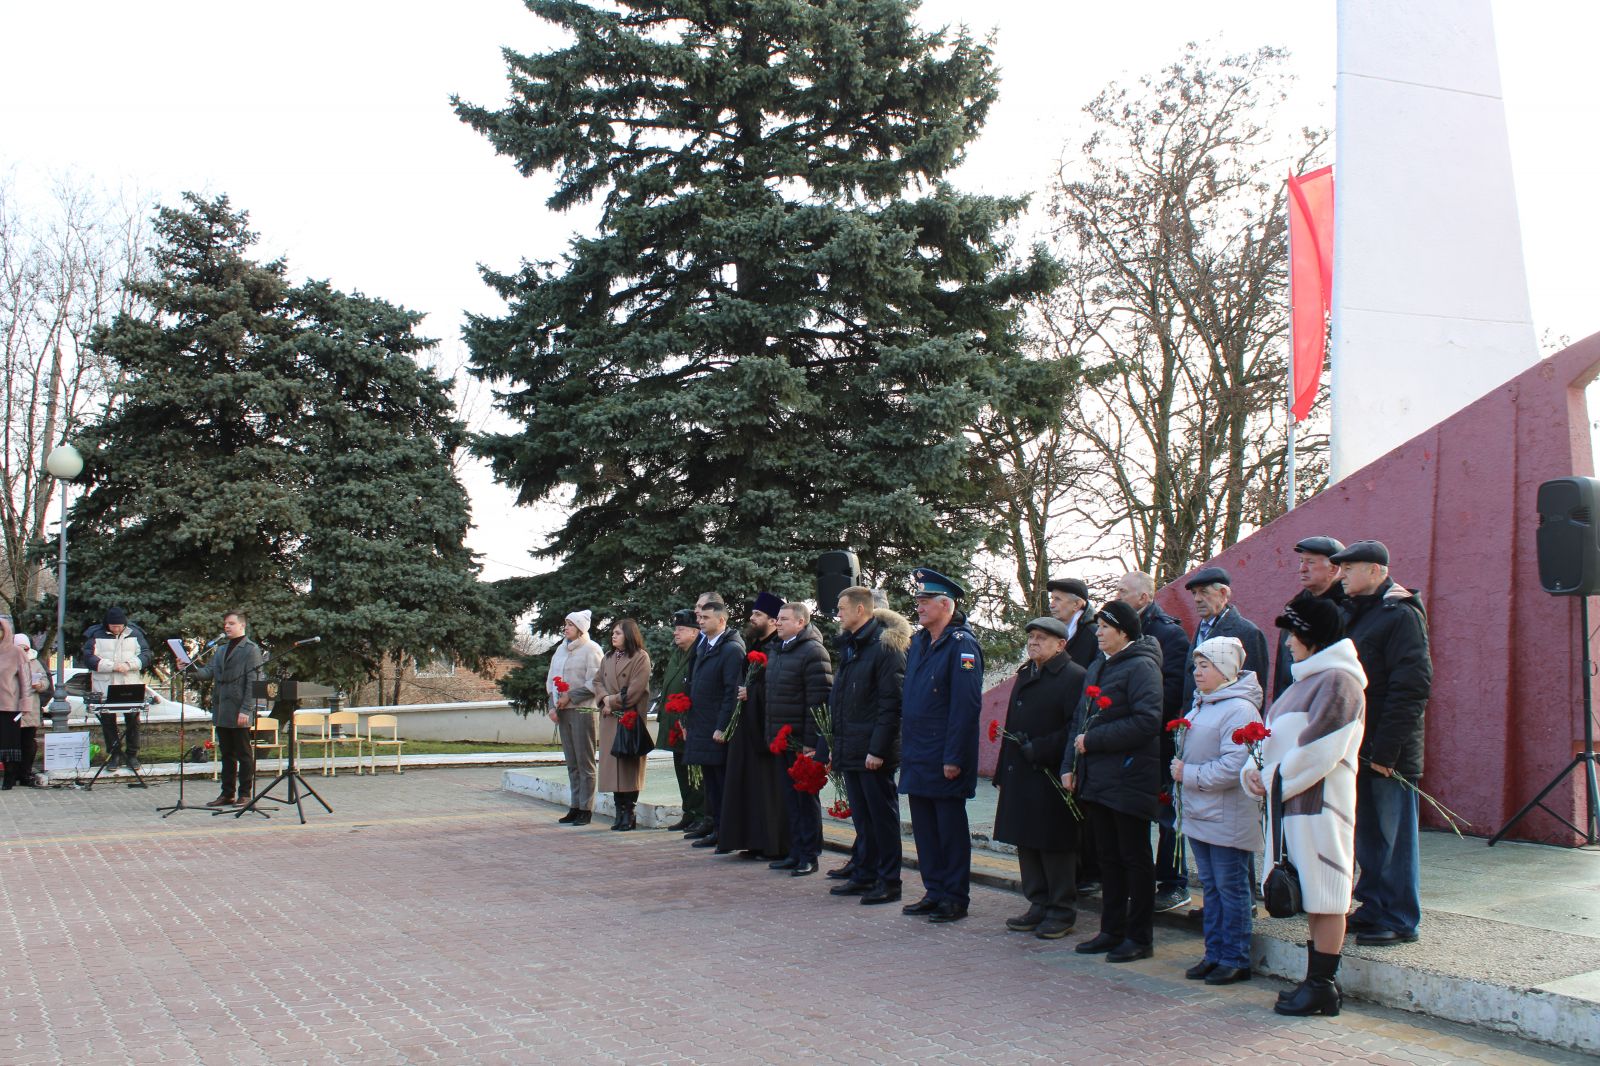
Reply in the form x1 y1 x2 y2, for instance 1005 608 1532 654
1274 947 1343 1017
557 807 580 824
572 809 593 826
611 795 628 831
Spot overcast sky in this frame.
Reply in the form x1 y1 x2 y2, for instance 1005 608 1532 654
4 1 1595 581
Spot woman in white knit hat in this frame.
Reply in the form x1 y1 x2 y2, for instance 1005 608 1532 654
1244 597 1365 1017
1173 635 1263 986
547 609 605 826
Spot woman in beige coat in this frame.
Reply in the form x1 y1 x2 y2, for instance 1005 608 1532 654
593 618 652 832
1 619 39 790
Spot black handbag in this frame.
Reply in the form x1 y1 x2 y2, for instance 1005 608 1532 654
609 688 657 759
1262 768 1304 919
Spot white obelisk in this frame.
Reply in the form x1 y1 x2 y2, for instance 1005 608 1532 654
1329 0 1538 482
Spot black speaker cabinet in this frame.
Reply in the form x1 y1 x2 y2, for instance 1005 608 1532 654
814 550 861 614
1537 476 1600 596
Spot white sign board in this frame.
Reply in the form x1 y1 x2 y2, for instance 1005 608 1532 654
43 731 91 771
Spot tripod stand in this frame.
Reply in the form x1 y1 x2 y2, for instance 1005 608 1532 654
157 640 215 818
1490 594 1600 846
237 676 331 825
84 694 149 791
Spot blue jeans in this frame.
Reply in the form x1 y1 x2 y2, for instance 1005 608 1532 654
1188 838 1253 969
1353 771 1421 936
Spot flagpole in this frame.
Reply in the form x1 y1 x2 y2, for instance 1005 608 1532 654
1286 176 1298 511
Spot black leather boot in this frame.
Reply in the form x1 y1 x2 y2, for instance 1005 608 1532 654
621 799 637 831
1274 947 1343 1017
572 809 593 826
557 807 580 824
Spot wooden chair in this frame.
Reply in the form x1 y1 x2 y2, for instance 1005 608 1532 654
292 711 329 772
365 714 403 775
325 710 364 775
251 718 284 765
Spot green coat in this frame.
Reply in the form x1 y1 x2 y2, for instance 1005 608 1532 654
657 645 694 751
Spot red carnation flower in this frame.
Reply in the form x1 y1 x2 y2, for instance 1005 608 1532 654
668 721 685 746
620 710 639 730
203 739 215 751
747 651 768 667
1232 722 1271 746
787 752 829 794
552 676 570 694
827 799 852 820
987 720 1000 743
1166 718 1192 733
1096 696 1112 709
1158 791 1172 806
769 723 794 755
665 692 691 714
1084 686 1101 699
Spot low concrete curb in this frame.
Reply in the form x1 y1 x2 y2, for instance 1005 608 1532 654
503 768 1600 1055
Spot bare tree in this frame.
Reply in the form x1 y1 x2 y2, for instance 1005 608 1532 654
0 174 149 621
1040 44 1329 585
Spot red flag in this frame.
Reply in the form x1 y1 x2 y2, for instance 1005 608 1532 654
1287 166 1334 423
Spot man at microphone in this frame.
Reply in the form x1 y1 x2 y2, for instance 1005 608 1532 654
192 611 265 807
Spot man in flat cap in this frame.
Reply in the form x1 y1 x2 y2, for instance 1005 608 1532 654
992 616 1087 939
1273 538 1348 700
1334 540 1433 946
899 568 984 923
1046 578 1099 669
657 608 706 833
1162 566 1269 914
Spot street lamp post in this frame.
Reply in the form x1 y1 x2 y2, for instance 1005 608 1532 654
45 443 84 731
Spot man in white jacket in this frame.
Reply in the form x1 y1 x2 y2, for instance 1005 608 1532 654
81 607 153 770
547 610 604 826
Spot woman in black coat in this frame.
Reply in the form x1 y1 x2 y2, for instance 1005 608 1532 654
1062 599 1164 963
993 617 1086 939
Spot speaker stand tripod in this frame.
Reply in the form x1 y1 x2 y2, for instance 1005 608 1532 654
236 677 331 825
1490 594 1600 846
84 702 149 791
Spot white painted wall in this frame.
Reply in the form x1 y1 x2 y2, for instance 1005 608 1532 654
1330 0 1538 481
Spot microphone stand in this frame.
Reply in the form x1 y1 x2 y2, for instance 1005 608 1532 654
236 646 331 824
157 638 220 818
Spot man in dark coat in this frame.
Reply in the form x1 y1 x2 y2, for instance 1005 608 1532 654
1336 540 1433 946
1273 537 1348 699
825 587 910 906
657 609 706 834
1113 571 1191 910
763 601 834 876
1047 577 1099 669
994 616 1087 939
1062 600 1164 962
719 591 789 859
1163 566 1271 913
191 610 264 806
899 568 984 924
683 598 746 850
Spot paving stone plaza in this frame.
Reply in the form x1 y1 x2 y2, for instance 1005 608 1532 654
1 767 1592 1064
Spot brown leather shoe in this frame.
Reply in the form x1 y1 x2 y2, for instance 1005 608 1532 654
205 795 234 807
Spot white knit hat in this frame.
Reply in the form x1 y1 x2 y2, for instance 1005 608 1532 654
1194 635 1245 682
13 633 34 658
566 610 593 633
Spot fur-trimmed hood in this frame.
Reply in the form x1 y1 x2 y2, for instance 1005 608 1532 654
873 607 912 654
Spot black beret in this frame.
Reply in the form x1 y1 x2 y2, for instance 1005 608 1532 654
1045 577 1089 600
1184 566 1232 590
671 609 698 629
1096 599 1142 639
1294 536 1346 558
1274 597 1346 651
1330 540 1389 566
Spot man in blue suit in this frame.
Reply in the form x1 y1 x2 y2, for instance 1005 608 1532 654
899 568 985 924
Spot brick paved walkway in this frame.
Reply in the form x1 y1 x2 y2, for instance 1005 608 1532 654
0 769 1583 1064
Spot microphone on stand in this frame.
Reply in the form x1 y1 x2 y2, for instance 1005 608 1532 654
203 633 227 649
293 636 322 648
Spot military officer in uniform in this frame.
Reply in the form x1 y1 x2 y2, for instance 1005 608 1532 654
658 609 707 833
899 568 985 924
